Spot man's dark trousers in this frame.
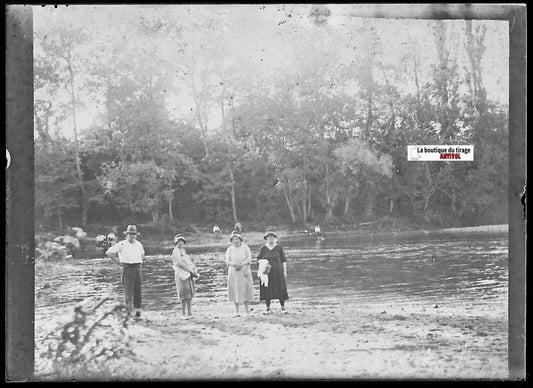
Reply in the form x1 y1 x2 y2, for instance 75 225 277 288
121 263 142 310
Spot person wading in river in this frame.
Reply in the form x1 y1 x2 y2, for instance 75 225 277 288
172 233 199 320
106 225 145 319
225 230 254 317
257 229 289 314
213 224 221 240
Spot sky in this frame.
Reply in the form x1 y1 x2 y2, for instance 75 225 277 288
33 5 509 138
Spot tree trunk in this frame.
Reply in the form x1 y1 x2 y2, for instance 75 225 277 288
66 54 88 228
190 61 210 159
303 185 307 223
227 163 238 224
323 159 336 223
280 178 297 223
34 111 49 146
434 21 451 138
325 203 334 223
220 89 239 225
58 211 63 232
307 183 312 217
253 168 262 219
465 20 488 117
324 153 330 219
344 197 351 216
168 195 173 220
388 102 395 133
366 84 374 136
413 55 421 106
322 141 333 223
423 193 431 217
302 149 308 224
364 184 375 219
152 210 158 223
364 198 374 219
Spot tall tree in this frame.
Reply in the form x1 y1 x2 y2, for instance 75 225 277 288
38 26 91 226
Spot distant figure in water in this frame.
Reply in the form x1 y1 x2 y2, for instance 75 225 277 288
95 234 108 255
172 233 199 320
72 226 87 239
234 222 243 233
107 232 117 245
71 227 87 252
257 229 289 313
225 231 254 316
213 224 221 240
314 225 325 240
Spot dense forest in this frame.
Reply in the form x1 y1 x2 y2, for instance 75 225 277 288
33 6 509 233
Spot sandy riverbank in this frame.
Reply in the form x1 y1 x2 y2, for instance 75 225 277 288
35 294 508 380
434 224 508 234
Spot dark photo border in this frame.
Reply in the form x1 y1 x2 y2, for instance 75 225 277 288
5 3 526 381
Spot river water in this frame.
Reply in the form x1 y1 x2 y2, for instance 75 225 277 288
36 233 508 311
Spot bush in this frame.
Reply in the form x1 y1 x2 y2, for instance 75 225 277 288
37 297 136 380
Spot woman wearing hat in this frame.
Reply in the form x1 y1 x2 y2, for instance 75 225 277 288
171 233 199 319
256 229 289 313
225 230 254 316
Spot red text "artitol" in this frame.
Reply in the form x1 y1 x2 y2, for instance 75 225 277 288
439 153 461 159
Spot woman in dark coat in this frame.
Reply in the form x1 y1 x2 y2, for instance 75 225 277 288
257 229 289 313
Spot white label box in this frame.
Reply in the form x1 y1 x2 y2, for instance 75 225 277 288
407 145 474 161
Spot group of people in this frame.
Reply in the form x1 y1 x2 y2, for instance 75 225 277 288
96 231 117 254
212 222 243 240
106 225 289 320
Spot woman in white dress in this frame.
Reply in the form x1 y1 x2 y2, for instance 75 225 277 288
225 230 254 316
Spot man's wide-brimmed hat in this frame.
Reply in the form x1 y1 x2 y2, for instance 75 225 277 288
123 225 139 235
230 230 243 242
264 229 277 239
174 233 186 244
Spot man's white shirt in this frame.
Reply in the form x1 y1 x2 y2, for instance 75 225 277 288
106 239 145 264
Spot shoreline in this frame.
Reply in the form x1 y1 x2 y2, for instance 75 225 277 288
36 223 509 260
142 224 509 254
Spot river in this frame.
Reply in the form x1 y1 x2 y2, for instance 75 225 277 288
36 232 508 312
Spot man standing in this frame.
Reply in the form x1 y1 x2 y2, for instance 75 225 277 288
106 225 145 319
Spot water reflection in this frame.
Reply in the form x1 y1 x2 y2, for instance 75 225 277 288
37 234 508 310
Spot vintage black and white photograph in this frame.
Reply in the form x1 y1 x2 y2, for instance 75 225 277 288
22 3 518 380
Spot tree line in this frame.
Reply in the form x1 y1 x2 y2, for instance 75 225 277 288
34 7 508 232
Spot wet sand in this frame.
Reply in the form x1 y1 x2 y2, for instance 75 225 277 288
34 262 508 380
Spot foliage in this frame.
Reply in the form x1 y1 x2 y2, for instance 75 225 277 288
37 298 135 379
33 8 508 230
35 138 80 224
